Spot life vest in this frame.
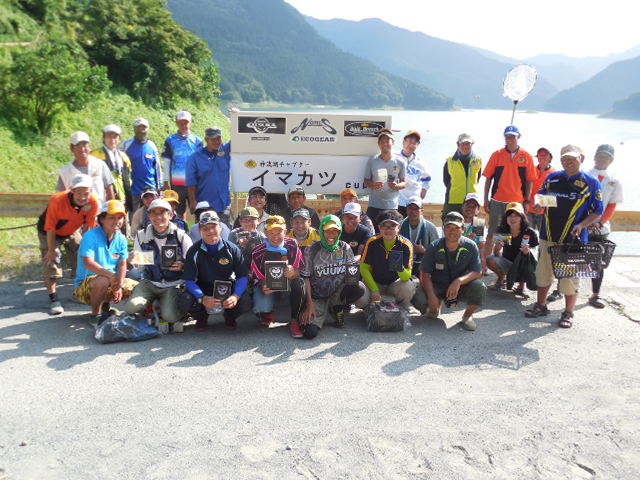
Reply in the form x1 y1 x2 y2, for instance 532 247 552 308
446 155 483 204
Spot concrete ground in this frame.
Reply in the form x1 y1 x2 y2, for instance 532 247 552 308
1 257 639 479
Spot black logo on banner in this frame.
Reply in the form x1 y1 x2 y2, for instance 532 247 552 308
344 121 387 137
239 117 286 134
290 118 337 135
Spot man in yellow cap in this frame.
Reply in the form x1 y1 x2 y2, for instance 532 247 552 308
163 189 188 232
74 200 137 327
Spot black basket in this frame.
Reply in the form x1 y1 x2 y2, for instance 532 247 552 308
597 240 617 268
548 242 604 278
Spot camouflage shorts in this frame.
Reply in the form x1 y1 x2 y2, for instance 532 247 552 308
74 276 138 304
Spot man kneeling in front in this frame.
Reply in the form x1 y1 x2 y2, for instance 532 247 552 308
420 211 486 331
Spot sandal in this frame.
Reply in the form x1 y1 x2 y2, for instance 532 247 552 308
512 286 529 298
488 282 505 291
525 302 550 318
559 310 574 328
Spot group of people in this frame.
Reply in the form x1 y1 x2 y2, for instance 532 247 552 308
38 115 622 337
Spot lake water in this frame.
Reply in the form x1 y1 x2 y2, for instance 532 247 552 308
319 108 640 210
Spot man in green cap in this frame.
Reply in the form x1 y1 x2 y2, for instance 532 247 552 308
298 215 368 338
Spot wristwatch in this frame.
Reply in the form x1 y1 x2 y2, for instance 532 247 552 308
197 296 204 304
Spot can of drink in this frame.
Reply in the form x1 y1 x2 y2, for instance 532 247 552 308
521 235 530 247
158 321 169 334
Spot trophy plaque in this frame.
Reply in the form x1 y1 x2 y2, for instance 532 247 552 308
265 260 288 291
160 245 178 268
345 262 360 285
388 250 403 272
213 280 233 301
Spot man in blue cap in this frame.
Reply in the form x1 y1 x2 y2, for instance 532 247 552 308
482 125 536 262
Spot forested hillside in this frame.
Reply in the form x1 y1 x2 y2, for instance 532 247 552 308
167 0 453 110
0 0 227 193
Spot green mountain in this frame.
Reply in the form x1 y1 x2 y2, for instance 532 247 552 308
603 92 640 120
166 0 452 110
544 56 640 114
306 17 558 110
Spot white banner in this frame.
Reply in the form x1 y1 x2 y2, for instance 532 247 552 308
231 153 369 195
230 111 392 194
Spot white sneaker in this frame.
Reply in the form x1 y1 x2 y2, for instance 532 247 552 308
49 301 64 315
462 315 476 331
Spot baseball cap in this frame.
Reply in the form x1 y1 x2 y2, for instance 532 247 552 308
103 124 122 135
133 117 150 128
163 189 180 204
443 211 465 227
343 202 362 216
323 220 341 231
464 193 481 205
249 186 267 197
292 208 310 220
148 199 172 212
404 130 421 141
99 200 126 216
194 200 211 211
536 147 553 158
457 133 474 144
595 144 615 157
265 215 286 231
287 185 305 197
70 131 90 146
377 128 394 140
176 110 192 122
560 144 581 158
141 187 158 198
340 188 357 199
205 127 222 139
71 174 92 190
407 196 423 208
199 211 221 226
503 125 520 137
239 206 259 218
505 202 525 216
376 209 403 226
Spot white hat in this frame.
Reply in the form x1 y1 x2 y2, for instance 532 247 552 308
176 110 192 121
464 193 481 205
560 144 581 158
133 117 150 128
406 196 423 208
148 199 172 212
194 200 211 211
71 173 92 189
70 131 90 146
103 124 122 135
343 202 362 216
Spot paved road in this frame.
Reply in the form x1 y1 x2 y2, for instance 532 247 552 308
1 258 639 479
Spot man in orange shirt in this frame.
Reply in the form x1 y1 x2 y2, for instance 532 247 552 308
527 147 555 231
37 174 100 315
482 125 536 259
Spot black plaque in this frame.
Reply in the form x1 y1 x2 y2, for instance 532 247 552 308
265 260 289 291
213 280 233 301
344 262 360 285
388 250 403 272
160 245 178 268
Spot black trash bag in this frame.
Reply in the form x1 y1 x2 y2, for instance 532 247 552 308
94 313 159 344
366 301 406 332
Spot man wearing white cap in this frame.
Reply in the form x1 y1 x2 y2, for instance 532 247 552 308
38 173 100 315
525 145 603 328
122 117 162 213
91 124 133 216
74 200 137 327
57 131 115 204
398 130 430 217
442 133 483 219
340 202 373 261
125 198 193 327
162 111 203 216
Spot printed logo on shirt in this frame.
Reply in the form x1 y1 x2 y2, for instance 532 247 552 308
145 154 153 159
219 257 230 265
112 253 121 259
